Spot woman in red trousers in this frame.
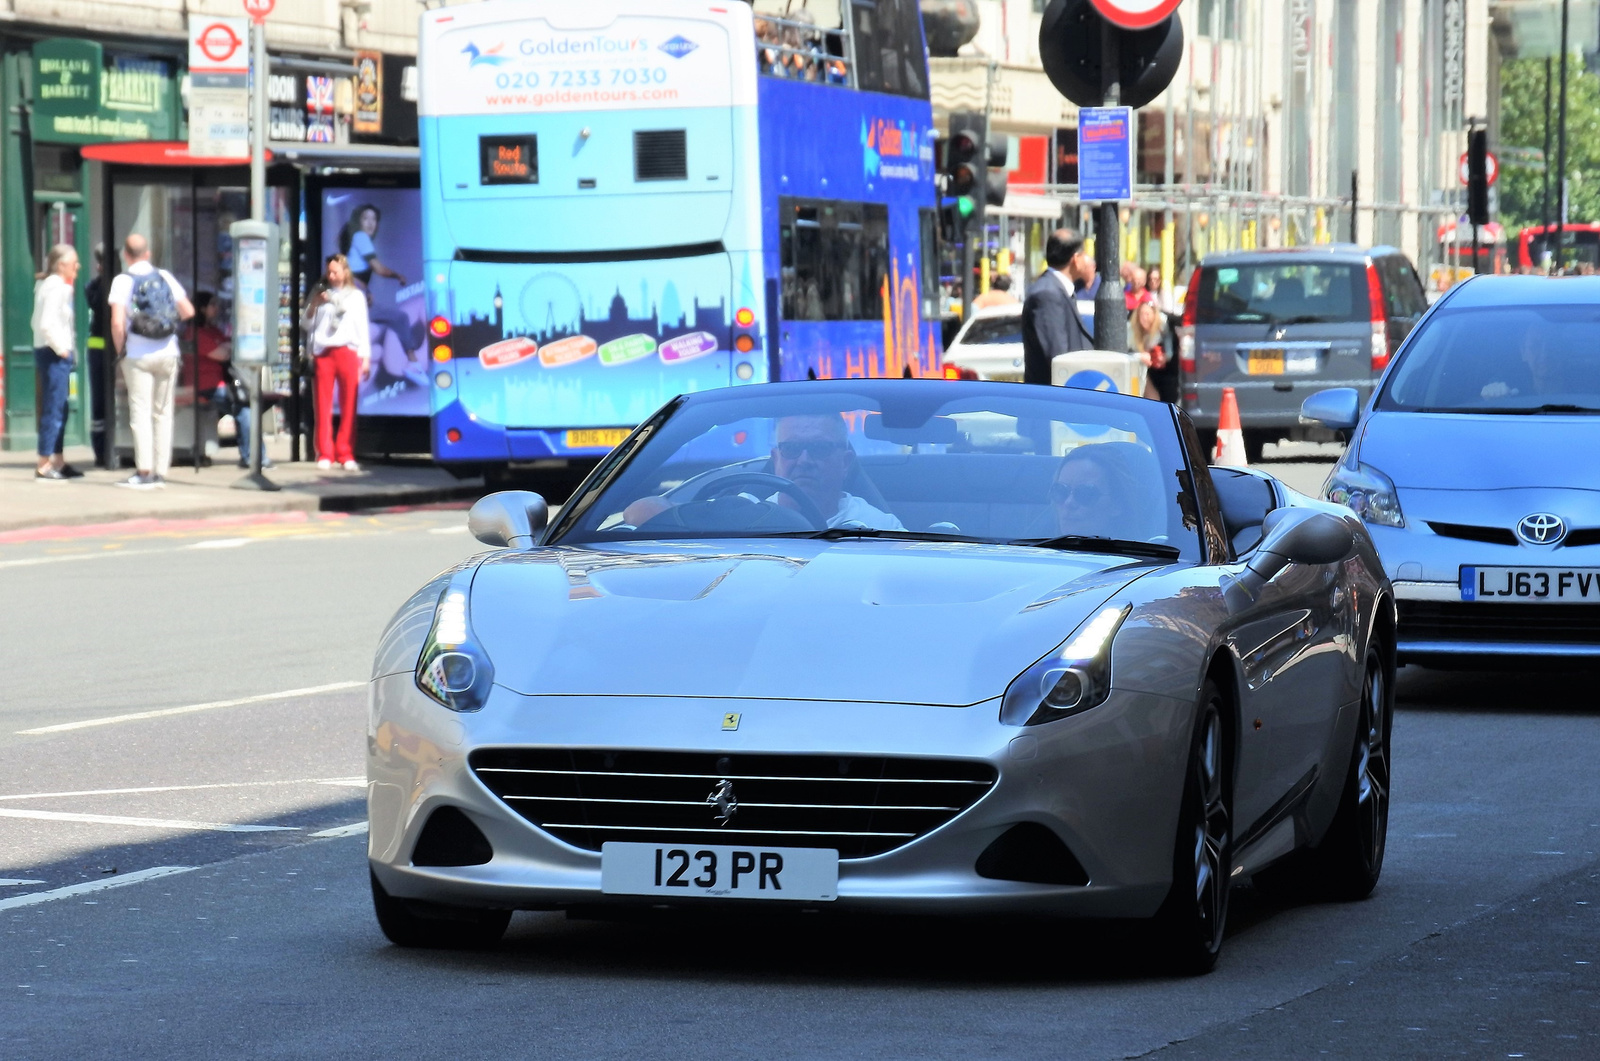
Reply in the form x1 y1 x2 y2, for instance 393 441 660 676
305 254 371 471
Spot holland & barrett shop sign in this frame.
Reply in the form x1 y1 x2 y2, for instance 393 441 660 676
31 40 176 144
33 39 101 118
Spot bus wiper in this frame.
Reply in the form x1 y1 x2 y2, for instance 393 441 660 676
1009 534 1181 560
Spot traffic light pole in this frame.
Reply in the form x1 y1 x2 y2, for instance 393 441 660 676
1093 22 1126 354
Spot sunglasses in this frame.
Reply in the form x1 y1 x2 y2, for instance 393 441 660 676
775 439 847 460
1050 482 1107 505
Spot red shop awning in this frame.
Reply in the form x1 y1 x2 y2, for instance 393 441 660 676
79 141 272 167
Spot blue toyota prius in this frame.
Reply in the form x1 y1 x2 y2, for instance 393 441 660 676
1301 275 1600 666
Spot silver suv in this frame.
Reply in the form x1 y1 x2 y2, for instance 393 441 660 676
1179 246 1428 461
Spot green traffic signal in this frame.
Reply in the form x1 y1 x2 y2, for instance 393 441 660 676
957 196 975 218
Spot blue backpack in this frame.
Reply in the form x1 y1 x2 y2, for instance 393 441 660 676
129 271 181 339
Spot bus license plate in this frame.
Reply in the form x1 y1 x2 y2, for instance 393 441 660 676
600 842 838 901
1461 566 1600 602
564 428 630 450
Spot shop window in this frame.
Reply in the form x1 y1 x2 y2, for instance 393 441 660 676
1197 0 1239 40
779 196 890 321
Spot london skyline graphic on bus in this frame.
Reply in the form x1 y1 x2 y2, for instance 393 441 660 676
441 255 760 428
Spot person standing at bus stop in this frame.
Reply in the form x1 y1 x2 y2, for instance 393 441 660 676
109 234 193 489
31 243 81 482
306 254 371 472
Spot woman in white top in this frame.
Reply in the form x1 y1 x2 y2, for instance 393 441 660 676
306 254 371 471
31 243 80 481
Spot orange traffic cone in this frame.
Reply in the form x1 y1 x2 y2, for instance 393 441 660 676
1213 387 1247 466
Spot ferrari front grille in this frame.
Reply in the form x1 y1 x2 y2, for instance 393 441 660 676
1399 600 1600 645
469 749 997 859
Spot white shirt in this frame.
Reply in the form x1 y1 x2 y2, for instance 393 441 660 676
347 229 377 275
1052 269 1076 298
829 493 905 530
31 273 75 357
310 285 372 360
108 262 186 359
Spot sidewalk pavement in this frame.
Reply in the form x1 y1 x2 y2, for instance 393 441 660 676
1 435 483 535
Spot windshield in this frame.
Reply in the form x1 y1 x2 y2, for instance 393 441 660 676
1195 262 1370 325
1378 304 1600 413
549 382 1202 560
958 315 1024 346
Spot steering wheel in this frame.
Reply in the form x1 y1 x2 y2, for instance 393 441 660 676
691 471 828 527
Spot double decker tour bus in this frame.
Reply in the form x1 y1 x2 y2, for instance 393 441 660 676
418 0 943 475
1518 221 1600 271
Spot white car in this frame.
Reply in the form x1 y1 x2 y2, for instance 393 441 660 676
943 306 1026 381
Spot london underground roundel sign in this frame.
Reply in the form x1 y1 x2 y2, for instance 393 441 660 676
242 0 274 22
1089 0 1184 30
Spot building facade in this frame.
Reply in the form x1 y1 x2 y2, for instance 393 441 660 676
929 0 1494 290
0 0 442 455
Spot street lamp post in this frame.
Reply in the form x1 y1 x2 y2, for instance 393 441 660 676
1555 0 1570 271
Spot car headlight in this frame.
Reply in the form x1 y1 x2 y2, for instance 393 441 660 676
415 580 495 712
1324 460 1405 528
1000 604 1131 727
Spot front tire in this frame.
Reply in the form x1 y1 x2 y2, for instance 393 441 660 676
1151 681 1233 974
370 871 511 949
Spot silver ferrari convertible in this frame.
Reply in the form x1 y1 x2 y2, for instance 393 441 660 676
368 379 1394 973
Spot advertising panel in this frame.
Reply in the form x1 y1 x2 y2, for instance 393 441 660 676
319 188 429 417
424 12 743 116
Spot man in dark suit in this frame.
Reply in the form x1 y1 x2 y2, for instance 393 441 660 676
1021 228 1096 384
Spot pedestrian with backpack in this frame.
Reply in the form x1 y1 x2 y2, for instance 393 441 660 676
108 233 193 488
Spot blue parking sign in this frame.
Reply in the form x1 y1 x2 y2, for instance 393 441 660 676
1078 107 1134 203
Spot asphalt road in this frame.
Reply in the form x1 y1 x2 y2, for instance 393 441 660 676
5 480 1599 1059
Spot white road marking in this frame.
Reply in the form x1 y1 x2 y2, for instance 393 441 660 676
0 866 196 912
0 548 171 570
16 680 366 735
0 879 47 887
311 822 369 838
0 776 367 802
428 525 469 534
186 537 253 550
0 808 298 833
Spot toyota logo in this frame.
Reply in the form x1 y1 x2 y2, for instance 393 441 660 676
1516 513 1566 545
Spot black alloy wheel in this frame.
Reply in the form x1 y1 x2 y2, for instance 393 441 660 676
370 871 512 949
1152 680 1233 974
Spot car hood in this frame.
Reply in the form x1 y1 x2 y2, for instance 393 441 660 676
1359 411 1600 491
468 540 1157 706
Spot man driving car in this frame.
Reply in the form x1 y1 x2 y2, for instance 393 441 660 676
622 413 902 530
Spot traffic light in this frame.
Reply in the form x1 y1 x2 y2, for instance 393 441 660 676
1467 128 1490 227
945 112 984 229
985 137 1010 209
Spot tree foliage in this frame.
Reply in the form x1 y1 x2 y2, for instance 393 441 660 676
1499 57 1600 235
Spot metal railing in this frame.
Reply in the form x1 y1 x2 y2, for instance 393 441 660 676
753 13 851 86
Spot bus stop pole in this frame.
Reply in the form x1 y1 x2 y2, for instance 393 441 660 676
234 16 277 490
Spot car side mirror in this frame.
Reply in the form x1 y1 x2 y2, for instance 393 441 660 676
1299 387 1361 432
468 490 548 549
1225 509 1353 611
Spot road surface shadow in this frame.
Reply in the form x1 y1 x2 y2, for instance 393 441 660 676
1397 664 1600 715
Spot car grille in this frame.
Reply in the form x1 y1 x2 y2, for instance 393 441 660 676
1426 521 1518 546
469 748 997 859
1399 600 1600 646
